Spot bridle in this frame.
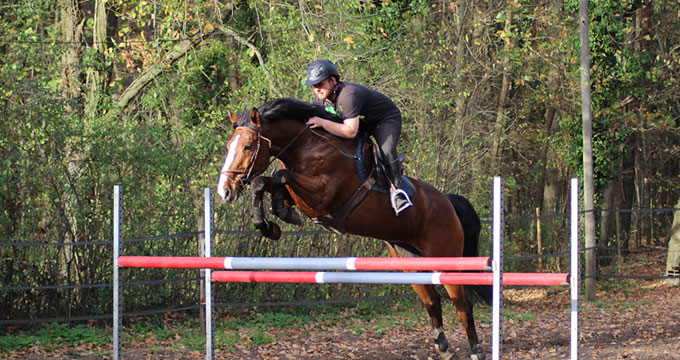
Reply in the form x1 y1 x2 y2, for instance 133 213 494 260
220 123 311 188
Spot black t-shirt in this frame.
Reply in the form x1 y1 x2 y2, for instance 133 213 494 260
313 82 400 132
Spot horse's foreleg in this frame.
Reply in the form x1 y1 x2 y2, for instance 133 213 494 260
444 284 485 360
272 169 335 211
270 189 301 225
251 176 281 240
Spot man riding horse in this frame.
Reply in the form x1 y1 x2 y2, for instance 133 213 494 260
304 59 412 215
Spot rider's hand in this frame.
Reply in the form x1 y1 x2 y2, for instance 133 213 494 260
306 116 324 129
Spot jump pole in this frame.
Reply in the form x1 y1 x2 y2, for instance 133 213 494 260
491 176 504 360
203 188 214 360
113 185 122 360
211 271 568 285
118 256 491 271
570 178 580 360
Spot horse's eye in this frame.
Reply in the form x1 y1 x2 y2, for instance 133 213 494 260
243 145 252 151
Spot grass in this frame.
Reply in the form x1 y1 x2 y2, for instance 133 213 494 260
0 288 575 356
0 323 109 355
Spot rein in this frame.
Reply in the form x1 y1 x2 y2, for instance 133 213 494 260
309 128 359 160
222 120 359 189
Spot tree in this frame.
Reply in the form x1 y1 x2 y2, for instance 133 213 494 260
579 0 597 301
667 197 680 286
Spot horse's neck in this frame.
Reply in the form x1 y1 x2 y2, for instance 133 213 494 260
275 130 357 169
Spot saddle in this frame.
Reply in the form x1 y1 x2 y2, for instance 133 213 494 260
313 133 414 234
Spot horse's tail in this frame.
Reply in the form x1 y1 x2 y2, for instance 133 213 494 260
447 194 492 306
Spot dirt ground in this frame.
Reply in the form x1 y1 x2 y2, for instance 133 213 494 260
210 281 680 360
6 258 680 360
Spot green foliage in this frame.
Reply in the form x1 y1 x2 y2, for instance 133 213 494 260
0 324 108 354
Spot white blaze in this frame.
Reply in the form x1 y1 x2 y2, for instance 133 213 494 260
217 134 240 200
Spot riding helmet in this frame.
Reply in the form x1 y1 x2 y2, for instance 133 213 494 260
304 59 340 86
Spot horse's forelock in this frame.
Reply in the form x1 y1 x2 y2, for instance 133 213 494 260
235 108 251 127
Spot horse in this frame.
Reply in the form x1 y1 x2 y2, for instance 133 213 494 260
216 98 491 360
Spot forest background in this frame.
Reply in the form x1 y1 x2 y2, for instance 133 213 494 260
1 0 679 322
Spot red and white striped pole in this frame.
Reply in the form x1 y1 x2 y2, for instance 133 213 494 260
118 255 491 271
211 271 568 286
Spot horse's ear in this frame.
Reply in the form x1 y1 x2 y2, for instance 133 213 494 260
250 107 262 128
228 110 239 125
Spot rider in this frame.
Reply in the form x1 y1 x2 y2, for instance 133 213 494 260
304 59 412 215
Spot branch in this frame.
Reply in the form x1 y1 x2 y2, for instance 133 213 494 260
214 24 282 98
115 33 205 111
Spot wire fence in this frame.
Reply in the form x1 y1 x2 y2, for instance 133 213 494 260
2 207 679 325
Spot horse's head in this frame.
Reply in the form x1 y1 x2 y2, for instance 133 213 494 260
217 108 272 202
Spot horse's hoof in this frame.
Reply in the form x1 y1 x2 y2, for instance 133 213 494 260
438 350 455 360
434 332 454 360
470 344 486 360
267 222 281 240
285 209 302 226
434 331 449 353
257 220 281 240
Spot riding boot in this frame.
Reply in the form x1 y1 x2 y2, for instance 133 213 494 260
386 159 412 215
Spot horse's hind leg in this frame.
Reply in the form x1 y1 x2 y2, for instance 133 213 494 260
386 244 454 360
444 284 485 360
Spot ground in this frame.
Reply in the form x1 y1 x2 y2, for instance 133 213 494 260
5 256 680 360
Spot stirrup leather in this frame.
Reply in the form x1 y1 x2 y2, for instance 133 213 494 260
390 188 412 215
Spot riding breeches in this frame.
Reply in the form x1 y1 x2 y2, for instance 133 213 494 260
370 113 402 165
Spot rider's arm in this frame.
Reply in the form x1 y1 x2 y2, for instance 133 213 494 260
306 116 359 139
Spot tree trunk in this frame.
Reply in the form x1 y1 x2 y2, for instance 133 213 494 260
666 197 680 286
85 0 108 117
580 0 597 301
598 180 618 266
60 0 83 102
491 9 512 170
59 0 83 316
537 0 563 250
617 140 636 252
453 0 469 123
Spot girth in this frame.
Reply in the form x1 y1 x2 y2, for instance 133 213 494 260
312 169 376 235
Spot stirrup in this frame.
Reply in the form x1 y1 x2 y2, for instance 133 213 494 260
390 188 412 215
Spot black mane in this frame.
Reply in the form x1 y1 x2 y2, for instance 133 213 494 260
238 98 341 126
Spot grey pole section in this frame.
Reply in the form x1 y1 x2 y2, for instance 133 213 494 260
113 185 122 360
491 176 504 360
570 178 580 360
204 188 214 360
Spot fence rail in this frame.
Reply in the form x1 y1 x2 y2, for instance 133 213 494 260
2 207 678 325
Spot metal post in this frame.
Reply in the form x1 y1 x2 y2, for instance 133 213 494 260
570 178 580 360
204 188 214 360
113 185 123 360
492 176 504 360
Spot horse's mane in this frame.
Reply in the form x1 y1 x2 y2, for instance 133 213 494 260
239 98 341 126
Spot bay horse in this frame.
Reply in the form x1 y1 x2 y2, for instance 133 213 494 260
216 98 491 360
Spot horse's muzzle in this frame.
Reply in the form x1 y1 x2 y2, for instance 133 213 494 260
218 186 238 203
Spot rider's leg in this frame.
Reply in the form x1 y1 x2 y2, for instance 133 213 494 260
373 116 412 214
